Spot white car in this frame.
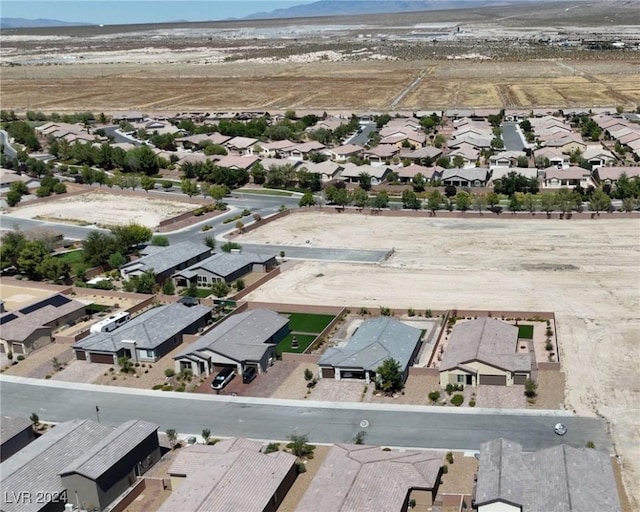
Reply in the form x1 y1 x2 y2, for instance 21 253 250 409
554 422 568 436
211 368 235 390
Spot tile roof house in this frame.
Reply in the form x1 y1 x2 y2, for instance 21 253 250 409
542 166 595 189
120 241 211 282
303 161 344 182
72 302 211 364
582 145 616 169
216 154 260 170
0 418 160 512
175 133 231 148
339 163 391 184
441 168 489 187
489 151 527 169
296 444 443 512
447 146 480 167
174 309 290 378
398 146 443 163
224 136 258 155
0 416 35 463
396 163 432 182
256 139 296 157
173 251 277 287
319 317 423 384
278 141 327 160
592 166 640 184
533 147 570 169
439 318 534 387
158 438 297 512
474 438 622 512
363 144 400 165
323 144 364 162
0 294 86 356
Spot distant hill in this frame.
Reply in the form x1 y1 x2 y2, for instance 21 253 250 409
0 18 91 29
245 0 522 19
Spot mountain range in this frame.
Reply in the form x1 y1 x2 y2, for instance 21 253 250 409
0 17 91 29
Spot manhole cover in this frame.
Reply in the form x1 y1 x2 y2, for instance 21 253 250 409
360 419 369 428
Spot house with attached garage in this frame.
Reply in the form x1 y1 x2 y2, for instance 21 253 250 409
319 317 422 384
439 317 534 387
592 166 640 185
363 144 400 165
215 154 260 171
323 144 364 162
582 145 616 169
224 136 258 155
399 145 443 164
119 240 211 283
542 166 595 189
339 163 390 184
441 168 489 187
173 309 289 378
278 141 327 161
303 161 344 182
172 251 277 287
474 438 622 512
72 302 211 364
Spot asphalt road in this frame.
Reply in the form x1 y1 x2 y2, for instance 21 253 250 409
346 123 377 146
101 125 141 145
501 122 526 151
0 129 18 158
0 377 612 452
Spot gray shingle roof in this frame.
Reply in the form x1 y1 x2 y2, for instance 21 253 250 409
0 416 33 445
175 309 288 363
59 419 158 479
0 419 112 512
121 241 210 276
296 444 442 512
158 440 297 512
476 438 622 511
318 317 421 372
440 318 532 373
174 252 275 281
73 303 210 353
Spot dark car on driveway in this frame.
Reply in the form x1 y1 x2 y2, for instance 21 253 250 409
242 366 257 384
211 367 235 390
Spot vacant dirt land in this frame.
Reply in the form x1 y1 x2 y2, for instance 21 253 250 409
8 191 193 228
240 212 640 508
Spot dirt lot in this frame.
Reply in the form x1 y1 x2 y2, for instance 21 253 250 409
8 191 194 229
240 212 640 508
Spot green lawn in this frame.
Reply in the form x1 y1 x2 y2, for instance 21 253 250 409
276 334 317 356
236 188 293 197
518 324 534 340
180 288 212 298
54 250 85 274
283 313 335 334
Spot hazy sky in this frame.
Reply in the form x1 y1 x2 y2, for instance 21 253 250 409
0 1 318 24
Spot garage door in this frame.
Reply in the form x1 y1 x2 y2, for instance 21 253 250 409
90 353 115 364
0 344 5 353
321 367 335 379
513 374 528 385
479 374 506 386
75 350 86 361
12 343 24 354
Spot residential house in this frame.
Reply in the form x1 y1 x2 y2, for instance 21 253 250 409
119 241 211 282
0 169 38 195
0 294 86 355
174 133 230 149
582 145 616 168
303 161 344 182
489 167 539 187
396 163 432 183
533 147 570 169
319 317 422 384
323 144 364 163
173 251 277 287
380 131 426 149
158 438 297 512
363 144 399 166
133 119 181 136
224 136 258 155
504 109 531 122
439 317 534 387
444 109 474 119
260 158 301 172
0 416 35 463
448 146 480 168
278 141 326 161
449 132 492 150
177 153 220 168
256 140 296 157
308 117 345 132
0 418 160 512
592 166 640 185
339 163 390 185
542 166 595 189
441 168 489 187
474 438 622 512
113 111 146 122
72 302 211 364
399 146 443 164
296 444 443 512
174 309 289 377
216 154 260 171
541 133 586 154
489 151 527 170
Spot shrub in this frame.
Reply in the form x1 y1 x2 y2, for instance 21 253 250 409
17 355 25 361
469 400 476 407
441 464 449 474
545 341 553 351
152 384 163 390
379 306 392 316
586 441 595 449
164 368 175 377
382 447 391 451
353 430 367 444
524 378 538 398
7 352 13 360
162 384 174 391
446 451 454 464
175 385 185 392
428 390 441 403
359 307 369 316
407 307 416 317
445 383 454 396
450 394 464 406
264 442 280 454
295 462 307 474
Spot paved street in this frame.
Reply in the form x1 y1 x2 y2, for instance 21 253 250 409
0 376 612 453
501 122 526 151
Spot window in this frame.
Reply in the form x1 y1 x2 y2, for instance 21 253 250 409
140 349 154 359
457 374 465 383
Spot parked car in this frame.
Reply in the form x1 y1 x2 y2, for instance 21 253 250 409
211 367 235 390
242 366 257 384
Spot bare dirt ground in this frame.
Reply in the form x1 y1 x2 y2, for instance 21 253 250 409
239 212 640 508
8 191 194 228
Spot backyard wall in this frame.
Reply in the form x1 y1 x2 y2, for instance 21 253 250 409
281 353 321 364
232 267 281 300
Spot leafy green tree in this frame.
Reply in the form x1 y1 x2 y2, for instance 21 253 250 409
112 224 152 253
286 434 314 459
299 192 316 207
0 228 27 269
83 231 118 267
491 137 504 149
150 235 170 247
516 156 529 168
523 193 537 213
209 184 229 205
251 163 266 185
204 236 216 249
455 191 472 211
473 194 486 214
333 187 351 208
108 252 126 269
589 188 611 215
486 191 500 207
372 191 389 209
181 179 198 197
556 188 580 214
524 378 538 398
622 197 637 212
162 279 175 295
452 155 465 168
494 171 539 196
166 429 178 449
402 189 421 210
130 269 157 294
539 191 557 213
358 172 372 191
433 134 446 148
436 156 450 168
427 190 443 213
6 189 22 207
125 144 159 175
140 175 155 192
211 280 230 298
352 187 369 208
412 172 426 192
17 240 49 279
37 256 69 283
509 194 522 212
375 358 403 395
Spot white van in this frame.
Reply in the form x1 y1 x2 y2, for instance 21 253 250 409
89 311 131 334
